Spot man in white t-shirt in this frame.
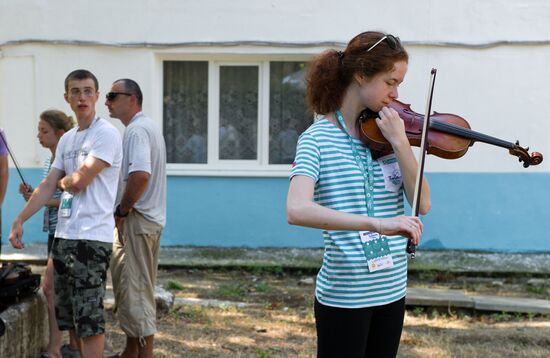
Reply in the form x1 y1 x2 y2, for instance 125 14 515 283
9 69 122 358
105 79 166 358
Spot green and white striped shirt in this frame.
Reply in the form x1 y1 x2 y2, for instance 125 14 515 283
291 118 407 308
43 155 61 235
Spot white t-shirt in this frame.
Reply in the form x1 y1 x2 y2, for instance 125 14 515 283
52 117 122 243
116 112 166 226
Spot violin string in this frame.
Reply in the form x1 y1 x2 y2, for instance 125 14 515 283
427 119 513 149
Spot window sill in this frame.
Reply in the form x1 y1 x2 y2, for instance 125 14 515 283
167 164 292 178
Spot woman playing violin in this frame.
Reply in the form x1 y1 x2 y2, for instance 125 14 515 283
287 31 431 357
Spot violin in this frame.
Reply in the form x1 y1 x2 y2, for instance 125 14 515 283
358 100 543 168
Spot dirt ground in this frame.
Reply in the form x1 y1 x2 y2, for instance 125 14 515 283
100 268 550 358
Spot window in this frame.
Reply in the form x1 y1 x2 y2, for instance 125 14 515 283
163 59 312 176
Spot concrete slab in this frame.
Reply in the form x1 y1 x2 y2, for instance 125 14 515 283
473 295 550 314
406 288 550 314
174 297 252 308
406 288 474 308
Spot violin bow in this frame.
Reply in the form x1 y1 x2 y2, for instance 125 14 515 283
0 129 29 187
408 68 437 259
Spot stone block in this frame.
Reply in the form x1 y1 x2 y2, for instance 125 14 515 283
0 292 48 358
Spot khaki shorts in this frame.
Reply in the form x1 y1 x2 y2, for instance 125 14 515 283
52 238 112 338
111 210 162 338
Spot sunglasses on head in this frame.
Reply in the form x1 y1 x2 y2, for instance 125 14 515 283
105 92 132 101
366 34 401 52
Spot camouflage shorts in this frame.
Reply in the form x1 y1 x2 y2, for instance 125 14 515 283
52 238 112 337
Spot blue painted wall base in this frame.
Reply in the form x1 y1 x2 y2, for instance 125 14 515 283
2 169 549 252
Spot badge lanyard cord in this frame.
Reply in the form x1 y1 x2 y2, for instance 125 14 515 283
335 110 396 272
335 111 376 217
408 68 437 259
58 117 100 221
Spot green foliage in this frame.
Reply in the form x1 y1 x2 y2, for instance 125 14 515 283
165 280 185 291
526 285 546 295
254 281 271 293
429 308 440 319
490 311 512 322
256 348 272 358
182 305 210 323
216 283 246 300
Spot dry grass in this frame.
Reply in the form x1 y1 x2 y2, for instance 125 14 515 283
105 304 316 357
100 268 550 357
399 314 550 357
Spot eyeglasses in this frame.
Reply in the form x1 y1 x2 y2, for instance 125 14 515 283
105 92 132 101
366 34 400 52
68 88 96 99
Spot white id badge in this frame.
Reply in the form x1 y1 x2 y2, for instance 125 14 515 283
378 154 402 192
59 191 74 218
359 230 380 244
367 255 394 272
359 231 394 272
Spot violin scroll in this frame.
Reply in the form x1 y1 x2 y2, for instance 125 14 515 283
510 141 543 168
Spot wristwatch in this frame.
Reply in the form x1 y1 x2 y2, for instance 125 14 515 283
114 204 129 218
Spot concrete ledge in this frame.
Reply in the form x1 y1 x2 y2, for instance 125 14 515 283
3 245 550 274
0 292 48 357
407 287 550 314
473 295 550 314
406 287 474 308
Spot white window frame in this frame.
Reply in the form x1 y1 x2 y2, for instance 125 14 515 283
156 52 314 177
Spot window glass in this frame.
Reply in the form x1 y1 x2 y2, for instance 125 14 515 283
163 61 208 163
269 62 311 164
219 66 258 160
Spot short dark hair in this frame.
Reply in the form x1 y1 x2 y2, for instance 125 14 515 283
115 78 143 106
64 69 99 92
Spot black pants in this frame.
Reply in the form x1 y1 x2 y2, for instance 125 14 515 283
314 297 405 358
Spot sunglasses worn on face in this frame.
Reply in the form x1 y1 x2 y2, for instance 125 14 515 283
106 92 132 101
366 34 400 52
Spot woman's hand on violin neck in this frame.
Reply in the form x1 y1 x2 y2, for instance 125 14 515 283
379 216 423 245
376 107 409 149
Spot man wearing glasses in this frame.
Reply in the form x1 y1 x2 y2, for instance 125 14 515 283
105 79 166 358
9 69 122 358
